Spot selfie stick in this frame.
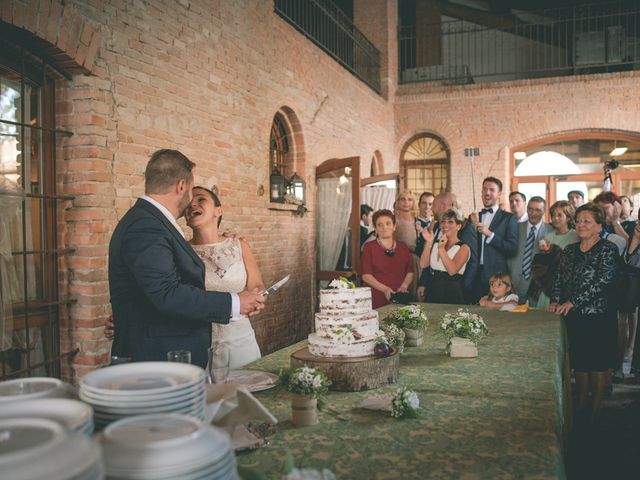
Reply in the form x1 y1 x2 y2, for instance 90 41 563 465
464 147 480 211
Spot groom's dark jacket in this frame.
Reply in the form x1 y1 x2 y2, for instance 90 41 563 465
109 199 231 367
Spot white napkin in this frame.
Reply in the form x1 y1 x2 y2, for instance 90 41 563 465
205 383 277 450
359 394 393 412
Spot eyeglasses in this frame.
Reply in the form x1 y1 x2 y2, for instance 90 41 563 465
384 249 395 257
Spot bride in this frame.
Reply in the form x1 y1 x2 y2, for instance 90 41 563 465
186 186 265 369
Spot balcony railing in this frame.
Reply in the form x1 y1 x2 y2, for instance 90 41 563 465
400 1 640 85
275 0 381 93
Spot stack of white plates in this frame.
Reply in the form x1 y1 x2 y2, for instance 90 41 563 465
0 417 104 480
0 399 94 436
0 377 75 402
79 362 206 429
100 414 237 480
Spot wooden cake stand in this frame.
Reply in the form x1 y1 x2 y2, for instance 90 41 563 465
290 347 400 392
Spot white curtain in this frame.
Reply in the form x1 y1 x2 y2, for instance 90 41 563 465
360 186 396 213
317 178 352 271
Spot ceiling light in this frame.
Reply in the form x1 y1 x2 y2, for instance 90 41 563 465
610 146 627 156
514 151 527 160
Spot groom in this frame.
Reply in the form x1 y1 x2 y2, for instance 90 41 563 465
108 149 265 368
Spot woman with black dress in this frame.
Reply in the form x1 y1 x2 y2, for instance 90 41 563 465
418 208 470 304
547 203 619 421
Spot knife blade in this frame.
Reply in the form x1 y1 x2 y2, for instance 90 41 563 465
262 275 290 296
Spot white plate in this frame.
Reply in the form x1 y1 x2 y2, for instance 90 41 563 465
101 414 232 474
79 385 205 407
0 378 71 402
81 362 205 396
227 370 278 392
0 399 93 433
0 418 102 480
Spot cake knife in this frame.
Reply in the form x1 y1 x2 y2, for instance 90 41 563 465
262 274 290 296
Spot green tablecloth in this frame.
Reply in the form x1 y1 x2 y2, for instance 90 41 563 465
237 304 568 479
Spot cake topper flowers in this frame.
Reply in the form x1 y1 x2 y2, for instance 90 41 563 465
328 277 356 289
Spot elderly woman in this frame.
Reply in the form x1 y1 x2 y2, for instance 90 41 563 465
547 203 619 421
360 209 414 309
418 208 470 304
528 200 579 308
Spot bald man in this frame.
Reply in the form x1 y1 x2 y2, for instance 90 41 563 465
417 192 479 304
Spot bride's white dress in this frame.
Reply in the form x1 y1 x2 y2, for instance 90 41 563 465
191 238 261 369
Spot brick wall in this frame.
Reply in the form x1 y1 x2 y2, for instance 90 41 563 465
395 72 640 212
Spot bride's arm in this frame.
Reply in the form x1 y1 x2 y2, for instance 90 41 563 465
240 239 266 292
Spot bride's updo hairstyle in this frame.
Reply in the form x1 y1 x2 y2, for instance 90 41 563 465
193 186 223 227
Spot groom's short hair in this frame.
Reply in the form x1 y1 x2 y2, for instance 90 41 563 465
145 149 195 194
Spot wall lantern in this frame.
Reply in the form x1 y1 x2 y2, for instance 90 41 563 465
270 166 286 203
288 172 305 203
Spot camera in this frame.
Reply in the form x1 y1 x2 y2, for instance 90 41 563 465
606 159 619 170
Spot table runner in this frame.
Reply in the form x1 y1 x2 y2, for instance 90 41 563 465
237 304 567 479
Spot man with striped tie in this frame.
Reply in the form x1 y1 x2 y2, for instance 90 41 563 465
507 196 553 304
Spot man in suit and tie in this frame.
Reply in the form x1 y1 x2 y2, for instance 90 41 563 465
417 191 478 304
507 196 553 304
469 177 518 301
109 149 265 368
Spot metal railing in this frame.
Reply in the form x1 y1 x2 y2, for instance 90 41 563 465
274 0 381 93
400 1 640 85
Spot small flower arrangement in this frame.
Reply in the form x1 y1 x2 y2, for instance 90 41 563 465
279 366 331 398
328 276 356 289
440 308 488 349
391 386 420 419
284 194 308 217
334 325 362 345
379 322 405 353
387 305 429 331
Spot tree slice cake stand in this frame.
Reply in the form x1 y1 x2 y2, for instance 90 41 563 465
290 347 400 392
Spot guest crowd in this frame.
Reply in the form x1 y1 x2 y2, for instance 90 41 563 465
358 177 640 423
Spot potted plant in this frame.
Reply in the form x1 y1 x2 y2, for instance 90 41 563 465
439 309 488 358
279 366 331 427
387 305 429 347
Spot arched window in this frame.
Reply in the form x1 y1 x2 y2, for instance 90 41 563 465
270 113 290 179
401 134 450 196
268 108 306 203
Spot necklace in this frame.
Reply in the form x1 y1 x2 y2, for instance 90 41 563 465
377 238 396 257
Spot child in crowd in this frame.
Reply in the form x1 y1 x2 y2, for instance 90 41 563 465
479 272 519 311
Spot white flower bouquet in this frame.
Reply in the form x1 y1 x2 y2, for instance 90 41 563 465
391 386 420 419
440 309 488 351
279 366 331 397
379 322 405 353
387 305 428 331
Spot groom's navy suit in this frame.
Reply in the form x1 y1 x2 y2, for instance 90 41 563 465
476 208 518 299
109 199 232 368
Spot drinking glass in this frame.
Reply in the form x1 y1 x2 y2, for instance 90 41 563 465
206 345 230 384
166 350 191 364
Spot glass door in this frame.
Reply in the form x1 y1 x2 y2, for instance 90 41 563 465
316 157 360 283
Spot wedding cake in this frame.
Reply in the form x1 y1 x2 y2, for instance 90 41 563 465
308 279 379 357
